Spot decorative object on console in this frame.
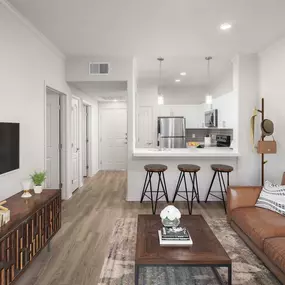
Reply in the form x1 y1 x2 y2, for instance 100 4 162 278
30 171 46 194
255 181 285 216
160 205 181 227
21 179 32 198
0 200 10 227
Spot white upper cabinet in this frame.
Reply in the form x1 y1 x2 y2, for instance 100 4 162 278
158 105 204 128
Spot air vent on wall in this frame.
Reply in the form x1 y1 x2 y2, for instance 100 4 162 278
89 62 110 75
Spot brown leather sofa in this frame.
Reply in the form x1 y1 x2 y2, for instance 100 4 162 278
227 174 285 284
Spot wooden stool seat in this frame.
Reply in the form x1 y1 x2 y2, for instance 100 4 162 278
206 164 234 214
140 164 169 214
211 164 233 173
178 164 200 173
144 164 167 172
173 164 201 214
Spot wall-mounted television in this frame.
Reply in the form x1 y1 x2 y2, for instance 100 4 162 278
0 123 20 175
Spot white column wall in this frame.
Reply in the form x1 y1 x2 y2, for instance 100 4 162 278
259 37 285 184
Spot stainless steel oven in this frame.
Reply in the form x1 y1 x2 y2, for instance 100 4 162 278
205 109 218 128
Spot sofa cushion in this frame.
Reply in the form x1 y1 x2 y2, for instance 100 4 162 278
255 180 285 216
232 207 285 249
264 237 285 273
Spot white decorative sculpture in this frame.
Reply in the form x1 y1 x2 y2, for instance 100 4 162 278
160 205 181 228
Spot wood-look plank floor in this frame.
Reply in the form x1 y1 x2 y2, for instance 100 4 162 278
17 171 225 285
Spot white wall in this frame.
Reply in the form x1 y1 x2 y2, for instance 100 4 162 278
211 91 238 129
0 3 69 200
259 37 285 183
0 3 98 200
234 54 260 185
66 56 133 82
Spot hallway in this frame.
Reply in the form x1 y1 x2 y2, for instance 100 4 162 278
17 171 224 285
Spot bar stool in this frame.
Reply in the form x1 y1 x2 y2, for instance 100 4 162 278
172 164 200 215
205 164 234 213
140 164 169 214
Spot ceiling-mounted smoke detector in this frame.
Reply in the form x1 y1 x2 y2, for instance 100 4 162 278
89 62 110 75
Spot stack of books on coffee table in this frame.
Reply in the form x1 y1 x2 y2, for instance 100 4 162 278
158 227 193 247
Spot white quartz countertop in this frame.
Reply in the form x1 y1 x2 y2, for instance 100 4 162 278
133 147 240 158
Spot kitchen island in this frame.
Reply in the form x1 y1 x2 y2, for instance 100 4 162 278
133 147 239 158
127 147 240 202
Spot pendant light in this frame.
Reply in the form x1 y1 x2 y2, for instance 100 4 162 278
157 57 164 105
205 56 213 106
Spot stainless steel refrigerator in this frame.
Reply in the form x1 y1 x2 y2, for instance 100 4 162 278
157 117 186 148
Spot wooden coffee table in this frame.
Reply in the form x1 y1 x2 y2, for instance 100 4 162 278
135 215 232 285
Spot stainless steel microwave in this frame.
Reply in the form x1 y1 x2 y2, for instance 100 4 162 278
205 109 218 127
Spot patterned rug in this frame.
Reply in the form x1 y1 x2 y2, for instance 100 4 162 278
98 217 281 285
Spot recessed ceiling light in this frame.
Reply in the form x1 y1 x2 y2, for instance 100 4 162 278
113 99 118 102
180 72 186 76
220 23 232 30
175 79 181 83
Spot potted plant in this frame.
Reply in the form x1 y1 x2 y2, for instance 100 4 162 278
30 171 46 194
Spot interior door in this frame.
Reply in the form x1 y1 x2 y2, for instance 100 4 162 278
100 108 127 170
46 93 60 188
71 97 80 191
82 105 88 177
138 106 153 148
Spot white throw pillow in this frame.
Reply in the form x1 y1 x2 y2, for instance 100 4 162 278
255 180 285 216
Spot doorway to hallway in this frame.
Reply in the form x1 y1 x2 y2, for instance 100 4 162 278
45 86 67 195
99 104 127 170
82 104 90 178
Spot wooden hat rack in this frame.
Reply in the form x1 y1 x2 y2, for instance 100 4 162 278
252 98 277 185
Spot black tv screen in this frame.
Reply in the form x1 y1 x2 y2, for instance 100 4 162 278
0 123 20 175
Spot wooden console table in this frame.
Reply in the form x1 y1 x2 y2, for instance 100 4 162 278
0 189 61 285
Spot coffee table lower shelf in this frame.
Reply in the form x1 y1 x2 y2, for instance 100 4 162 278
135 263 232 285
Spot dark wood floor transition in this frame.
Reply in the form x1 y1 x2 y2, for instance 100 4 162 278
17 171 225 285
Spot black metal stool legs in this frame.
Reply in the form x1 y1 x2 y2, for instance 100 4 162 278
140 170 169 214
205 171 217 202
189 172 200 203
173 170 200 215
172 172 183 202
140 171 150 203
205 170 228 214
161 172 169 203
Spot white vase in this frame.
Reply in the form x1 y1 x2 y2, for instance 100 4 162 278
34 185 43 194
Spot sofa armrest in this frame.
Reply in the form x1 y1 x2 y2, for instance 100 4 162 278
227 186 262 222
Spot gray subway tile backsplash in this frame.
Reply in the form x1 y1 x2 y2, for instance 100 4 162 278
186 128 233 143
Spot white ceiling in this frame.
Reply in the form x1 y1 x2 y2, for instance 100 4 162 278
8 0 285 91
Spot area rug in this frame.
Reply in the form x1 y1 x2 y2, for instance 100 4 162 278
98 217 281 285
